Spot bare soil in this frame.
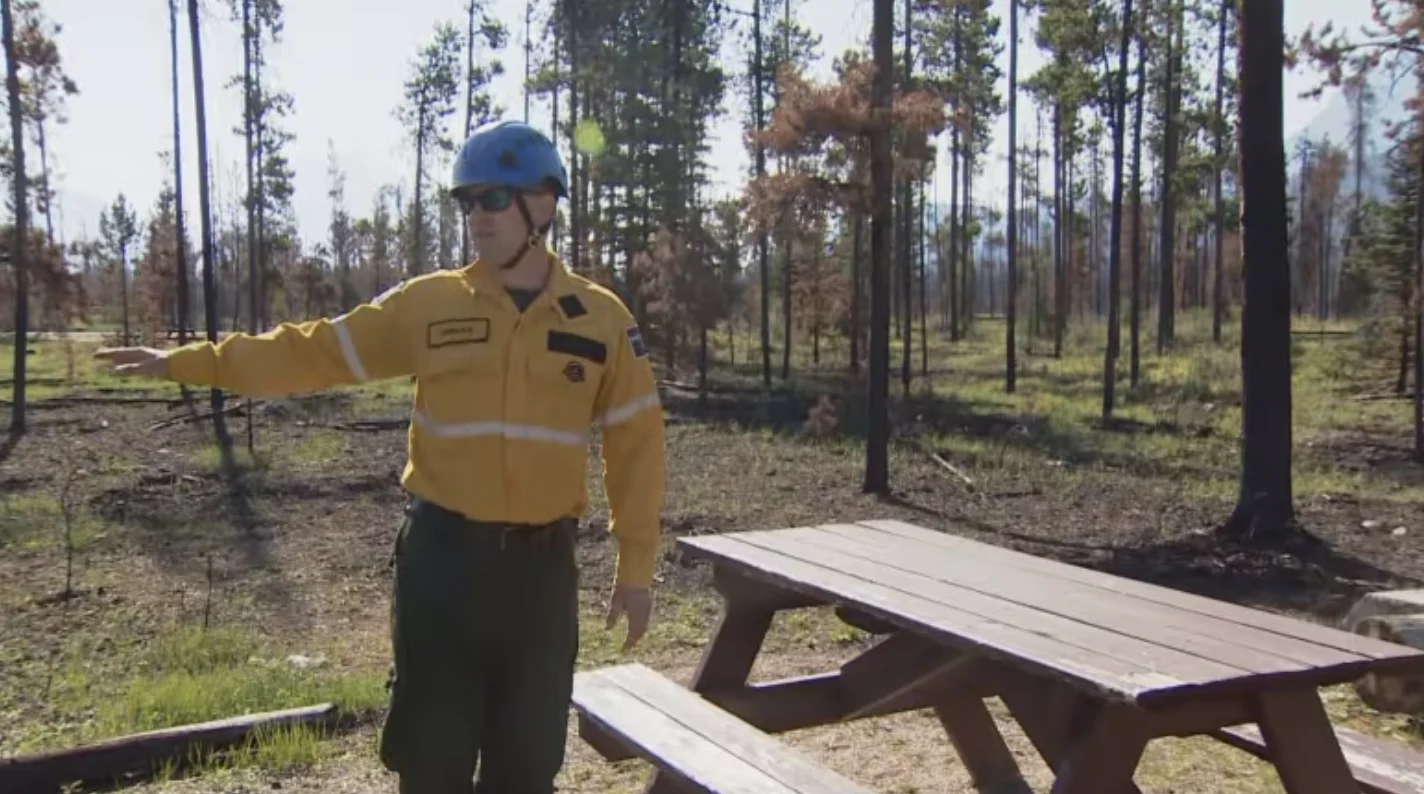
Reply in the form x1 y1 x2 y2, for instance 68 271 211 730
3 375 1423 792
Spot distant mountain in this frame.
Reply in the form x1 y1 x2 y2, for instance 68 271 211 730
1286 70 1413 202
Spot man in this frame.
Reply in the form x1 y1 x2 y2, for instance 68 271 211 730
94 120 666 794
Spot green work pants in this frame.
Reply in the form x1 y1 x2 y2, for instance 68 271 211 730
378 497 580 794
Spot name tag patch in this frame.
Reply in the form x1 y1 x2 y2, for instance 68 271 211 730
427 318 490 348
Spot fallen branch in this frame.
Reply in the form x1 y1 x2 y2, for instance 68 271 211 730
902 436 984 501
147 403 247 431
0 396 181 409
0 703 338 794
330 419 410 432
1353 392 1416 402
928 451 975 488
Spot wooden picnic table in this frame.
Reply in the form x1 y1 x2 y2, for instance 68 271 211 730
666 519 1424 794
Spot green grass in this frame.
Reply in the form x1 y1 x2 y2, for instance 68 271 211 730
0 492 108 553
0 339 168 399
25 625 387 776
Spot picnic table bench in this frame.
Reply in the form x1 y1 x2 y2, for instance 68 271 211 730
572 519 1424 794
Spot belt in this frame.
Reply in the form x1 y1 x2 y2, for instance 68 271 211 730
407 496 577 550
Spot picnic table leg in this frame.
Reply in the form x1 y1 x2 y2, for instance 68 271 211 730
643 567 786 794
999 676 1147 794
1044 702 1151 794
933 692 1032 794
1254 689 1363 794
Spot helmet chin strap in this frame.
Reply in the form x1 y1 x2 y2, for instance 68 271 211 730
496 192 552 271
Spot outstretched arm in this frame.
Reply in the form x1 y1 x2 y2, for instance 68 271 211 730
97 285 416 396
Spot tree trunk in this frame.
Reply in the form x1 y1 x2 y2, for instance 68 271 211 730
1130 29 1146 389
1157 1 1181 353
1104 0 1134 420
948 5 961 342
1053 103 1064 359
1221 0 1295 540
1414 66 1424 463
1213 0 1227 347
4 0 27 434
36 121 53 246
864 0 892 495
188 0 227 426
461 0 478 269
919 180 928 379
242 0 258 332
753 0 771 392
962 151 973 335
1005 0 1018 393
169 0 190 344
851 209 862 373
780 238 793 380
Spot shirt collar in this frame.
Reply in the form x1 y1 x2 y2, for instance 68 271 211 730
463 250 578 319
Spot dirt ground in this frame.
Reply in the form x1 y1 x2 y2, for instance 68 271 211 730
4 331 1424 792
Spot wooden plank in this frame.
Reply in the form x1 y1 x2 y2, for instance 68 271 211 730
796 525 1322 675
574 673 803 794
824 523 1364 670
1216 724 1424 794
677 534 1180 702
0 703 338 794
593 664 877 794
857 519 1422 665
733 530 1249 691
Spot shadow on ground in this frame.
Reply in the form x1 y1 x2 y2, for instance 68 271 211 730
660 377 1234 483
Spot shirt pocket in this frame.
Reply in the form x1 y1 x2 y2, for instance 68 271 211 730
526 330 607 428
415 341 504 425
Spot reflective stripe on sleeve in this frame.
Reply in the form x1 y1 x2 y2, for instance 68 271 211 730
331 316 369 382
594 392 661 429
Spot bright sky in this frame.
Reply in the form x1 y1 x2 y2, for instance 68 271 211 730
41 0 1369 250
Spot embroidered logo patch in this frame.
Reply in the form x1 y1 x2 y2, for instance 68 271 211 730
626 326 648 359
563 360 585 383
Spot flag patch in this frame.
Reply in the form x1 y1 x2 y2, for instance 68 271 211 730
626 326 648 358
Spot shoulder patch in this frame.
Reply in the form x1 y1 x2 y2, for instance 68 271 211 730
626 325 648 359
557 294 588 319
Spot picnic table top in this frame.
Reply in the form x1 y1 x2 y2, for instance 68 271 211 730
677 519 1424 707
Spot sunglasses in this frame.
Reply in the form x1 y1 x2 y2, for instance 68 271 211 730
456 187 517 215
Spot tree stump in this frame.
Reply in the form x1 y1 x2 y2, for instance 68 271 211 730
1354 614 1424 713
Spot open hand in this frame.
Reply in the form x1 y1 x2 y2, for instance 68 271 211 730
93 346 170 379
605 584 653 651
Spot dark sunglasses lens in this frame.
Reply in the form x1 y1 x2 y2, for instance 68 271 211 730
457 188 515 214
478 189 514 212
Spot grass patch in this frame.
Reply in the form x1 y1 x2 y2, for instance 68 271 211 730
287 432 350 466
30 625 386 771
0 492 107 552
1 339 173 399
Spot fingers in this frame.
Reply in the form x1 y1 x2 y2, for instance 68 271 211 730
623 609 649 650
605 593 625 630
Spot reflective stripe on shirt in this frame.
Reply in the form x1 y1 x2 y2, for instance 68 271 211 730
411 410 589 446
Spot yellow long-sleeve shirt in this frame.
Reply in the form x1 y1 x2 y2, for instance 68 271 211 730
161 256 666 587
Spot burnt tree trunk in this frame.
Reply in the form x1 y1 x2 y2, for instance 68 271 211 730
1220 0 1297 541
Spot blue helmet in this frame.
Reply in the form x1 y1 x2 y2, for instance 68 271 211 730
450 120 568 198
